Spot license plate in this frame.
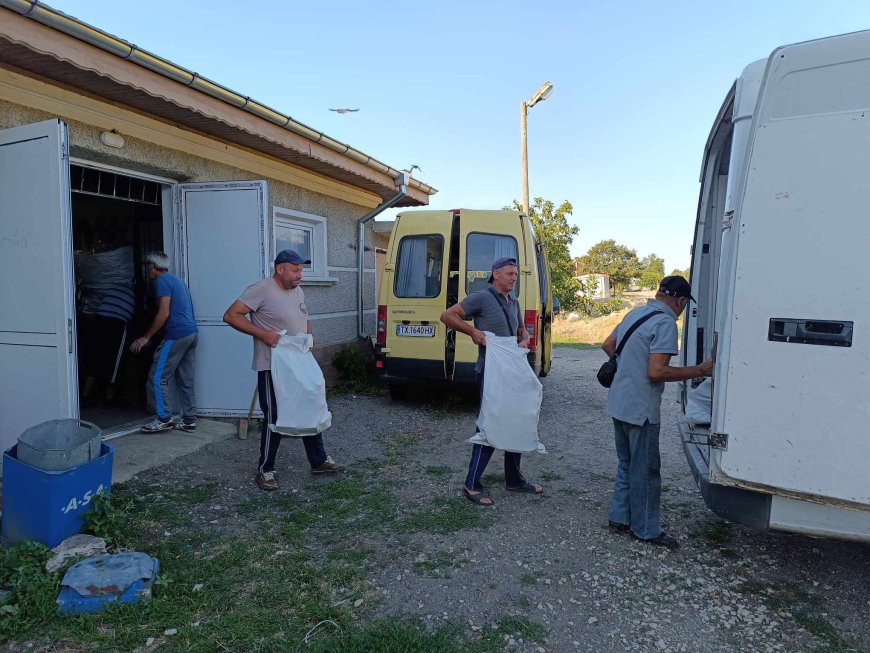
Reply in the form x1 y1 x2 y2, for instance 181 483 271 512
396 324 436 337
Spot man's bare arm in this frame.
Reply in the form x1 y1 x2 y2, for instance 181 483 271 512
223 300 280 347
648 353 713 382
440 304 486 346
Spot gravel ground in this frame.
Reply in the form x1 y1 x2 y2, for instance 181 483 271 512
126 346 869 653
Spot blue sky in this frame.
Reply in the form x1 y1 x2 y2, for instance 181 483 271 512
48 0 870 271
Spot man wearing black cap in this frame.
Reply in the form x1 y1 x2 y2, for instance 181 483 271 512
224 249 345 491
440 257 543 506
601 275 712 548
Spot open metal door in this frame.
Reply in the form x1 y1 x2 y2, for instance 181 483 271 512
0 120 76 451
176 181 268 416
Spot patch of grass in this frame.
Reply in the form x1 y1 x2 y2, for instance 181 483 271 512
590 472 616 483
540 471 563 482
794 611 858 653
380 430 425 464
719 547 740 560
482 472 505 487
552 341 601 350
467 617 547 652
425 465 452 478
520 573 537 586
699 519 733 545
413 552 460 577
309 619 462 653
400 497 490 534
559 487 587 496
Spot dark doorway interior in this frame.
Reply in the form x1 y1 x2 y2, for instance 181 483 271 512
70 165 165 431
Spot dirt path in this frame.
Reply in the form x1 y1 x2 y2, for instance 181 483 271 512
102 346 870 653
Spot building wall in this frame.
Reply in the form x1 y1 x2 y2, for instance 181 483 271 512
0 99 379 353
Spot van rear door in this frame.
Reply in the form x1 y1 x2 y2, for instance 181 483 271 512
383 212 452 380
714 32 870 507
535 241 554 375
455 211 523 380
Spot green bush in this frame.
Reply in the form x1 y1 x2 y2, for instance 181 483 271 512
331 344 370 388
0 541 60 640
82 491 126 545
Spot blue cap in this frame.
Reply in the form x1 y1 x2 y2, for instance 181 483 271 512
274 249 310 266
487 257 518 283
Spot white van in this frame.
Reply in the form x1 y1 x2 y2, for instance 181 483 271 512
681 31 870 542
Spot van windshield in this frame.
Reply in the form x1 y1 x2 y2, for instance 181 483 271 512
466 233 519 295
394 234 444 298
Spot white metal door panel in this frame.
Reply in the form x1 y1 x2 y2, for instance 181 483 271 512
177 181 267 416
717 32 870 505
0 120 76 451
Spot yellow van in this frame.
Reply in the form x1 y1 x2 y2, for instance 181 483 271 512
374 209 556 397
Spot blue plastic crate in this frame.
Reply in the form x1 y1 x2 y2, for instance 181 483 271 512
2 442 114 548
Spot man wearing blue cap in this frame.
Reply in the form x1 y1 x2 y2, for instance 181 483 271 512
224 249 345 491
440 257 543 506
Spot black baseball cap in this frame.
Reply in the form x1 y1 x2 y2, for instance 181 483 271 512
274 249 310 266
658 275 695 301
487 257 518 283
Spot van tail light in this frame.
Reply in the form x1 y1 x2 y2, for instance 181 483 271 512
524 310 538 351
376 305 387 346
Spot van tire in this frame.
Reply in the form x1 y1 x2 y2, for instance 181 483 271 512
389 383 409 400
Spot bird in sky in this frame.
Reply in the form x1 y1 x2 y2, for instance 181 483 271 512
329 108 359 114
405 164 423 176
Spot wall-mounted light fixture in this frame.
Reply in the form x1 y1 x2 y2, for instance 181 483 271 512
99 130 124 148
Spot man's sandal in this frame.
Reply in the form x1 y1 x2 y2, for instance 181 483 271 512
506 481 544 494
463 487 494 506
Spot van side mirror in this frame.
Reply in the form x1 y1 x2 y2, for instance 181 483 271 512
552 297 561 316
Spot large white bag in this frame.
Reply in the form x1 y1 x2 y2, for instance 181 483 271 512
683 378 712 425
470 333 546 454
269 333 332 436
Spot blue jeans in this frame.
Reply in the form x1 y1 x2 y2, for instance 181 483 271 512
608 418 662 540
464 372 525 492
257 370 327 473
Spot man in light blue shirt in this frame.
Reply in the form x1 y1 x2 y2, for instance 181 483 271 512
601 276 712 549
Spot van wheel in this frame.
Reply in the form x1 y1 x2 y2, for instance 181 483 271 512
389 383 409 400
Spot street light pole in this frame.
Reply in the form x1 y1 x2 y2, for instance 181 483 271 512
520 81 554 216
521 101 529 214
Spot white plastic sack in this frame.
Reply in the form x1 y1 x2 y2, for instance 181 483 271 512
684 378 712 425
269 333 332 436
470 333 546 454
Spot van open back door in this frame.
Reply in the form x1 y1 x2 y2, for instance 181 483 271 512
382 211 453 382
714 32 870 515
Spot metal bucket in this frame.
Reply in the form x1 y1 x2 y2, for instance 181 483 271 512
16 419 103 472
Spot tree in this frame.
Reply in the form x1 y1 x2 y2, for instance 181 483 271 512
638 253 666 290
579 240 641 292
669 267 690 280
506 197 582 310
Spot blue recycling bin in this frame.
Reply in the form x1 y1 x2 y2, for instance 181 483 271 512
2 442 114 548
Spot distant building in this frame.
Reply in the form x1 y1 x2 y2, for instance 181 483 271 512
576 273 610 299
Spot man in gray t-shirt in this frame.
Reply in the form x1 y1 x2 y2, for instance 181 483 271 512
224 249 345 492
601 276 712 548
441 257 542 506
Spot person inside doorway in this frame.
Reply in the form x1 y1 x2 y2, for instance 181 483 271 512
130 252 199 433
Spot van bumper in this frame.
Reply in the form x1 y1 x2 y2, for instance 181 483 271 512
680 429 771 529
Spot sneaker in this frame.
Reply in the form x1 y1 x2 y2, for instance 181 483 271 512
256 471 278 491
311 456 346 474
631 531 680 549
140 418 174 433
608 520 631 533
177 421 196 433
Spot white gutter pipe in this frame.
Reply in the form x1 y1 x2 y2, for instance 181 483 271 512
357 172 408 339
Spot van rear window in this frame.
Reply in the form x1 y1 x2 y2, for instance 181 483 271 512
394 234 444 298
466 233 519 295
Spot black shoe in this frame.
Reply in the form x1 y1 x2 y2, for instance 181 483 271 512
608 520 630 533
631 531 680 549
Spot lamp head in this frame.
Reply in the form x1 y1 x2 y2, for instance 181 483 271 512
528 81 554 107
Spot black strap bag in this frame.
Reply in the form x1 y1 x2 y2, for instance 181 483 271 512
597 310 663 388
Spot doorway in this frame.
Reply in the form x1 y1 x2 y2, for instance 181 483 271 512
70 163 170 432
